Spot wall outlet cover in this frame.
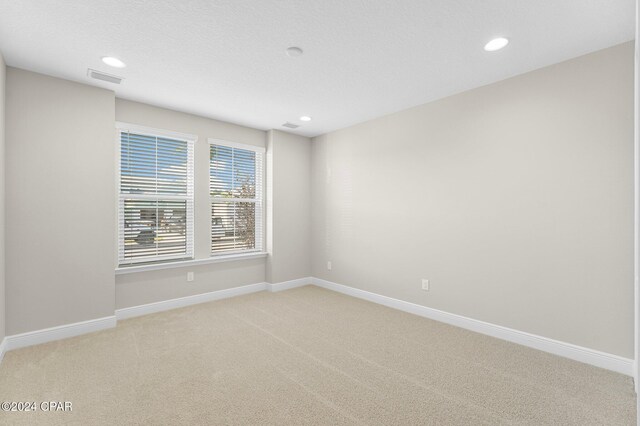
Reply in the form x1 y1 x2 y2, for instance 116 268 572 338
421 279 429 291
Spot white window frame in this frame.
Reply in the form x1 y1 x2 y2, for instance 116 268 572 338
116 122 196 267
208 138 266 257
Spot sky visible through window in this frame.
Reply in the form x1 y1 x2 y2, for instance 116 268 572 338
210 145 256 198
120 132 188 195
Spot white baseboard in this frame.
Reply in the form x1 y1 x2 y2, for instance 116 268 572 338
0 337 7 364
312 277 634 377
0 282 270 362
115 282 267 320
3 316 117 353
267 277 312 292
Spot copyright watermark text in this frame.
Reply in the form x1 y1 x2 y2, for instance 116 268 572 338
1 401 72 412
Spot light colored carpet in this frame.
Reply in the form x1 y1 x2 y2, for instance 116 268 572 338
0 285 635 425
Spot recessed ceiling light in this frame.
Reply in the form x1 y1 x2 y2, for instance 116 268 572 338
484 37 509 52
300 116 312 122
286 47 304 57
101 56 126 68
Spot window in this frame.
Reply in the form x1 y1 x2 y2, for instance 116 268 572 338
209 140 264 255
117 123 195 266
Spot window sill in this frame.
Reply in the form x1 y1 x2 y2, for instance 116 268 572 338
115 252 268 275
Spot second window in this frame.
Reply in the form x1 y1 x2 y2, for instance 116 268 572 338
209 140 264 255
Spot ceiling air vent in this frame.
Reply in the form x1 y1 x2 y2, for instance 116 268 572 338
87 68 123 84
282 122 299 129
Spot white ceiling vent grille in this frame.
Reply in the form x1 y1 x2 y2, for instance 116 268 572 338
282 122 299 129
87 68 123 84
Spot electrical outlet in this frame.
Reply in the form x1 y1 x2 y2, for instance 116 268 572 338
187 272 194 282
327 261 332 271
421 279 429 291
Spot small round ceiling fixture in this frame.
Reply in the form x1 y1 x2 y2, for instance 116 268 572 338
484 37 509 52
286 47 304 57
101 56 126 68
300 116 312 122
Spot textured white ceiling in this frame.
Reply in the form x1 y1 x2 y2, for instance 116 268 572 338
0 1 634 137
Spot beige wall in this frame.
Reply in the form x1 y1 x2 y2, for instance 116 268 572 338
0 53 5 342
114 99 268 308
311 42 635 357
6 68 116 334
266 130 311 283
116 258 266 308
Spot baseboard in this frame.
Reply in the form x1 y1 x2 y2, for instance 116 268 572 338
267 277 313 292
115 282 268 320
312 277 634 376
0 282 270 362
0 337 7 364
3 316 117 353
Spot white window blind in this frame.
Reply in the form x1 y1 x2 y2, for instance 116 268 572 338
118 124 195 266
209 140 264 255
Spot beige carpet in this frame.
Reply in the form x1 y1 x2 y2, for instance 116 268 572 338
0 285 635 425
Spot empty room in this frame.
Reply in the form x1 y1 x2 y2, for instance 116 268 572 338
0 0 638 424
